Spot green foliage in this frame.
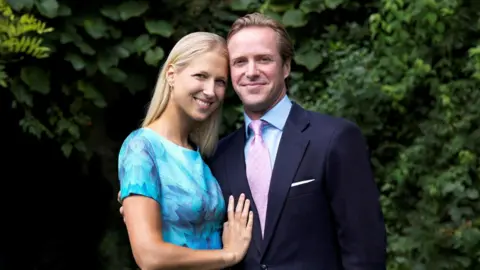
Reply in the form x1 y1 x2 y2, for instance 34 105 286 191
0 0 52 87
4 0 480 269
259 0 480 269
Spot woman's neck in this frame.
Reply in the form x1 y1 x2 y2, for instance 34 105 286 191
148 103 195 149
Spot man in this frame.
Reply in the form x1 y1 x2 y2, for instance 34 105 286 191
120 12 386 269
207 13 386 269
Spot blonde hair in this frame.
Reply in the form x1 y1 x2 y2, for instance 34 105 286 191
227 12 294 64
142 32 228 157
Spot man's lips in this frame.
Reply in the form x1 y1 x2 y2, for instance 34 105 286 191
241 82 267 86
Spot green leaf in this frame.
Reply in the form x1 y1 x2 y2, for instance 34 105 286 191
230 0 254 11
299 0 325 13
134 34 156 53
84 17 109 39
106 68 127 83
7 0 34 11
76 42 96 55
57 4 71 16
113 44 130 58
267 3 295 13
20 66 50 94
10 80 33 107
145 20 174 37
74 141 87 153
35 0 59 18
119 38 136 53
124 74 147 94
109 27 122 39
65 53 86 70
466 189 479 199
56 118 80 139
77 80 107 108
61 143 73 157
97 51 120 74
324 0 344 9
145 47 165 66
0 65 7 88
294 49 323 71
100 5 120 21
262 10 282 23
282 9 307 28
117 1 149 21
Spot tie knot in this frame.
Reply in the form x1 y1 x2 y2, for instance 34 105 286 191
249 120 265 136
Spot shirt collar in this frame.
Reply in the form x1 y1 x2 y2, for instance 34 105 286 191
244 95 292 136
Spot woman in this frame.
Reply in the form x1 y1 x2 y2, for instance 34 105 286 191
118 32 253 270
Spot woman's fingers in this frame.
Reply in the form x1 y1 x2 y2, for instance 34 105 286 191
241 198 250 225
235 193 245 219
228 193 253 228
246 211 254 233
227 195 234 221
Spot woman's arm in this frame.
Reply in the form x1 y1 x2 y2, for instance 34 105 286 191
118 135 251 269
123 195 234 270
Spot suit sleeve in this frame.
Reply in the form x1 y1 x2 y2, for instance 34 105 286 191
325 121 387 270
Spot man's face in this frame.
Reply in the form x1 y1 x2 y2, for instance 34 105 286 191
228 26 290 118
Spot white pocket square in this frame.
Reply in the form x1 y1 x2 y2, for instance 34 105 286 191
291 179 315 187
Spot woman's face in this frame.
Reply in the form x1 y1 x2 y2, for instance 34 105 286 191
168 50 228 122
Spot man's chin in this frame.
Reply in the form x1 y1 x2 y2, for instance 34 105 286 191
243 101 270 116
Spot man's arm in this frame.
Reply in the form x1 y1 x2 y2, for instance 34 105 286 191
325 121 387 270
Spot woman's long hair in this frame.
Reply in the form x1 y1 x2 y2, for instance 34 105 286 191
142 32 228 157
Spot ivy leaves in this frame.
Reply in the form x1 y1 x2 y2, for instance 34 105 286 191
4 0 176 158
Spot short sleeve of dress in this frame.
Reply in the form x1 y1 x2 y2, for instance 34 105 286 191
118 134 161 204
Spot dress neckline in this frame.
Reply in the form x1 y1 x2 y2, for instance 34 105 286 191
141 127 200 154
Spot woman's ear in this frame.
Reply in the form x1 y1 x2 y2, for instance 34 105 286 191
166 64 175 87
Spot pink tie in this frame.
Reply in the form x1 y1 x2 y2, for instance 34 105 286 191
246 120 272 237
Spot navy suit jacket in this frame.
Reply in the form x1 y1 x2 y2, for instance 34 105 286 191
208 103 387 270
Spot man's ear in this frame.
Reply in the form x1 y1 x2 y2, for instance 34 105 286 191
283 58 291 79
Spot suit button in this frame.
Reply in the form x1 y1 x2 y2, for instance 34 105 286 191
260 264 268 269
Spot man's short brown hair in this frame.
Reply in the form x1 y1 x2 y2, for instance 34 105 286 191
227 12 294 64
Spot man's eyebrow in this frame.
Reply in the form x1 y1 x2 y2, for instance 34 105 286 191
230 54 274 60
230 56 244 61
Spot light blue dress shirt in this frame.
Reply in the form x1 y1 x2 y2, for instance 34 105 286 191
244 95 293 167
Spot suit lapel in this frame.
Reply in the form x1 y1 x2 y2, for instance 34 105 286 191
261 103 310 255
224 126 262 253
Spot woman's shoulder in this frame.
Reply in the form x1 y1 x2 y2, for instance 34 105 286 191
119 128 166 159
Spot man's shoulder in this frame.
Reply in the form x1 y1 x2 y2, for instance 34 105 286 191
297 104 360 133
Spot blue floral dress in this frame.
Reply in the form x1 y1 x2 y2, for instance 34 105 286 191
118 128 225 249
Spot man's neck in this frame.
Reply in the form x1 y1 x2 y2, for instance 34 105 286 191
244 90 287 120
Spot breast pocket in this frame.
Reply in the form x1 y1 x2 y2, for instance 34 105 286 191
288 178 317 198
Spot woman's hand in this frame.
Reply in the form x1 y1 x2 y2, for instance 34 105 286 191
221 193 254 265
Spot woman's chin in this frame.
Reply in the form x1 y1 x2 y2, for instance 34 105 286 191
190 112 211 123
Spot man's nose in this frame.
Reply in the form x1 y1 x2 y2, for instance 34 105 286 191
246 62 259 78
